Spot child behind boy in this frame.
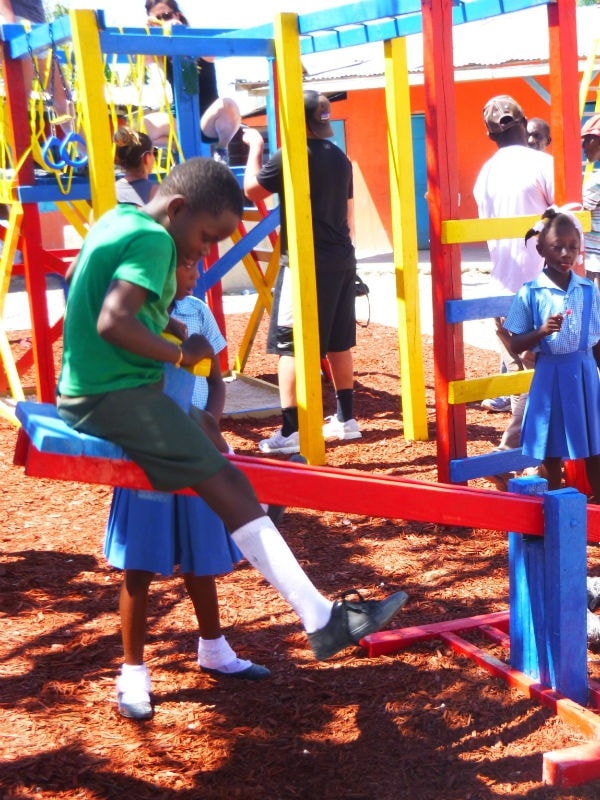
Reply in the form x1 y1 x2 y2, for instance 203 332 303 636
106 259 269 720
57 158 408 672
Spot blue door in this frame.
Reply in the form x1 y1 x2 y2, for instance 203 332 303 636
411 114 429 249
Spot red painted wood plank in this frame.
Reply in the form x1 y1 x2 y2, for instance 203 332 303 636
21 445 547 534
443 632 600 741
362 611 509 656
543 744 600 789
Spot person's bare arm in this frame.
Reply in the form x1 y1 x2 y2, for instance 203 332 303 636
0 1 16 22
205 353 226 421
242 127 271 203
98 279 212 367
507 314 564 355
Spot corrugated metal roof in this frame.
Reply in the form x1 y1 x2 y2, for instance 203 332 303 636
235 5 600 93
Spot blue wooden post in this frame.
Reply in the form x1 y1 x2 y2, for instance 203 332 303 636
543 487 588 705
172 55 207 159
509 475 548 681
509 477 588 706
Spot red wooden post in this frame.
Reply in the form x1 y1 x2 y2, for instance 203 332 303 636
204 243 229 373
421 0 466 482
548 0 581 207
2 39 57 400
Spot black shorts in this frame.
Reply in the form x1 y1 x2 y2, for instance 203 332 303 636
267 263 356 357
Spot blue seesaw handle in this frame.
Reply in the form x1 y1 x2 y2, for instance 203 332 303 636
41 135 66 171
59 133 88 168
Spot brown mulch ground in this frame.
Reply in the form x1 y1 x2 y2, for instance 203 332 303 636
3 311 600 800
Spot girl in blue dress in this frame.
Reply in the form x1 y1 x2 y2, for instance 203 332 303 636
105 261 270 721
503 206 600 498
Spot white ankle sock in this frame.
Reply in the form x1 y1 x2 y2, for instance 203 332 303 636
231 516 332 633
117 663 151 701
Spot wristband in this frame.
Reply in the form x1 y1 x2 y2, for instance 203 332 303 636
174 347 184 368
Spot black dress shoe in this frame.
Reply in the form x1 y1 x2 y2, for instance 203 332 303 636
201 662 271 681
308 589 408 661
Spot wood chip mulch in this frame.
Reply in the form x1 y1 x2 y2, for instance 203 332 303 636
3 312 600 799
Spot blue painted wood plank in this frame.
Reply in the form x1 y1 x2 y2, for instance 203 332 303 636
5 15 71 57
445 295 514 323
203 207 280 290
449 449 540 483
508 476 548 682
17 181 91 204
15 401 124 459
100 30 274 59
453 0 550 24
298 1 422 34
543 488 588 706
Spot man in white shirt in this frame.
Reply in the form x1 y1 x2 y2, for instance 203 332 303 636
473 94 554 450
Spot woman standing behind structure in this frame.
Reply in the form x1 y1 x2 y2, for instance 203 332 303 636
113 127 159 206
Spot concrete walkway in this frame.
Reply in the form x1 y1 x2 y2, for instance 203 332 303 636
4 244 497 353
222 242 498 352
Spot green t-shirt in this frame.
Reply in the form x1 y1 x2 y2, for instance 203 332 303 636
58 205 177 396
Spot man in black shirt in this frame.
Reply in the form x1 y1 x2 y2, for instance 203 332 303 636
243 91 361 454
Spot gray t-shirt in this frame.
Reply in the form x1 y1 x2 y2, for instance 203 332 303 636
10 1 46 23
115 177 155 207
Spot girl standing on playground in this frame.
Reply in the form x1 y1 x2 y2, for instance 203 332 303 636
503 206 600 498
105 259 270 722
113 126 159 207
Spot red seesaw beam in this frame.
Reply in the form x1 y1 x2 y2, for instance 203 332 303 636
15 429 600 541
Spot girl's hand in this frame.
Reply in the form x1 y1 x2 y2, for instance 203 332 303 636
541 313 564 337
181 334 214 366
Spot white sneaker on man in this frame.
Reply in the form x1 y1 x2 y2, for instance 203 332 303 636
322 415 362 442
258 430 300 455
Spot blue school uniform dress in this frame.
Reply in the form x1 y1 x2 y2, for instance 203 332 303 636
103 297 241 576
504 270 600 460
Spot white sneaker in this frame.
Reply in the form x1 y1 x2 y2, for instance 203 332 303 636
588 610 600 645
322 415 362 442
258 430 300 454
588 577 600 612
481 396 511 413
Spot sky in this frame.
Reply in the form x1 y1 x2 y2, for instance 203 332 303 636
69 0 343 29
60 0 348 110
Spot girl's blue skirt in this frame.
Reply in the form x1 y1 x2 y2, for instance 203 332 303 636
104 489 242 576
522 349 600 460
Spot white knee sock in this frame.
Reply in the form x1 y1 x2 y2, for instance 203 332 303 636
231 516 333 633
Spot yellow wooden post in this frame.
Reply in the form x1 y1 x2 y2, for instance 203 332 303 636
384 37 428 441
69 9 116 219
272 13 325 465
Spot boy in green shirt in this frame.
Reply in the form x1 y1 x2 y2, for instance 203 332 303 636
58 157 407 671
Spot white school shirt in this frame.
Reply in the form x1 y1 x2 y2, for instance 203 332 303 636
474 145 554 294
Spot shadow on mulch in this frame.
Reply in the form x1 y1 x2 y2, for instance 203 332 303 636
3 319 600 799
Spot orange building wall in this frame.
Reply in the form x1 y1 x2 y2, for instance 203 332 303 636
249 74 561 254
329 75 557 253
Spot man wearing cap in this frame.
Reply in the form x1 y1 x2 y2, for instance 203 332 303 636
474 94 554 458
242 91 360 455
